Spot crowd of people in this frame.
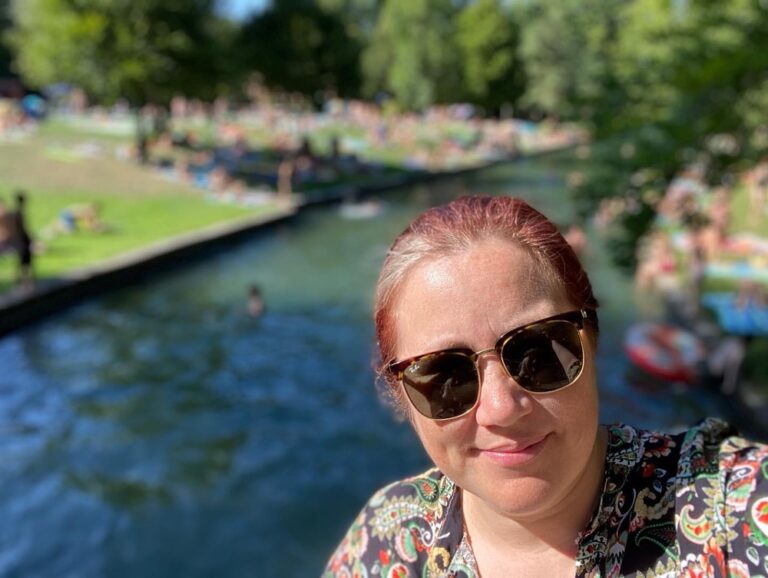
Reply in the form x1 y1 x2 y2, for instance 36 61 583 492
629 158 768 305
0 89 582 299
159 94 580 166
2 85 585 220
597 155 768 394
136 98 580 205
0 91 48 140
0 103 579 303
43 90 583 207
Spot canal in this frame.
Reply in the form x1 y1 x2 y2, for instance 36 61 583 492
0 155 740 577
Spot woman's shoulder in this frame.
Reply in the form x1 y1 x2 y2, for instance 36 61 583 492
612 417 767 495
673 417 767 479
322 468 464 578
606 417 765 472
592 420 768 576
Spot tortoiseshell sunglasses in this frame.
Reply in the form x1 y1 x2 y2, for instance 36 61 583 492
388 309 595 420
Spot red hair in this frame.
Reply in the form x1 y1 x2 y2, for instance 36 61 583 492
374 195 599 410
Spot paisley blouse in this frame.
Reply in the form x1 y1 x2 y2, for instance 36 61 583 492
323 419 768 577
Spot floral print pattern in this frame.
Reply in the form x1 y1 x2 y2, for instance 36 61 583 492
323 419 768 577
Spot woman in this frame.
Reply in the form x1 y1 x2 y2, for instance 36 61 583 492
323 196 768 577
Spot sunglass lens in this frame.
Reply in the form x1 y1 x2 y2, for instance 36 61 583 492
402 352 479 419
501 321 583 391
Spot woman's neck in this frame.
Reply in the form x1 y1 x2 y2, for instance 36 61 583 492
462 426 608 557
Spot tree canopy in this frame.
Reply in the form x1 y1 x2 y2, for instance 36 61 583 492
0 0 13 77
455 0 525 114
362 0 461 111
518 0 623 121
8 0 229 105
237 0 361 99
315 0 378 39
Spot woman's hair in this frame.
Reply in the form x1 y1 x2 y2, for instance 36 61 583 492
374 195 599 410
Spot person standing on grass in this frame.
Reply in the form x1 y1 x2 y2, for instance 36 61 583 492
10 190 34 290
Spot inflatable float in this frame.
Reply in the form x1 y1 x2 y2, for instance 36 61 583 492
624 323 705 384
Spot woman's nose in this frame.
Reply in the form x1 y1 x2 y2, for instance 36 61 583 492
474 354 533 427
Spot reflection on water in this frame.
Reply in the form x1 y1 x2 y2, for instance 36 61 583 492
0 157 739 577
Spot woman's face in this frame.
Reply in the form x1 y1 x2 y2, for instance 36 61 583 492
392 238 601 520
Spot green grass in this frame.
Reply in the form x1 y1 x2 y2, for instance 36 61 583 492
0 112 536 294
0 188 271 292
0 121 282 293
729 181 768 236
40 116 136 142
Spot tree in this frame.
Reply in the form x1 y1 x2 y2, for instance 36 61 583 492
238 0 361 99
362 0 461 111
8 0 230 105
518 0 624 121
0 0 12 77
316 0 378 39
455 0 525 114
611 0 768 159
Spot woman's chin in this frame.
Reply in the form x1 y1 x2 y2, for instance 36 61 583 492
461 474 558 519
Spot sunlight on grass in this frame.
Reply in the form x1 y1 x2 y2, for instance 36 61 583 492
0 123 281 292
0 189 270 290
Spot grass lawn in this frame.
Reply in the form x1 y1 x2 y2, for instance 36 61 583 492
728 181 768 236
0 121 282 294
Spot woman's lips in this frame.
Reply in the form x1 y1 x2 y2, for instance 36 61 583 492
477 434 550 467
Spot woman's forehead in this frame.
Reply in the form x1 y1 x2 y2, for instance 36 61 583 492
391 240 569 353
403 239 552 299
